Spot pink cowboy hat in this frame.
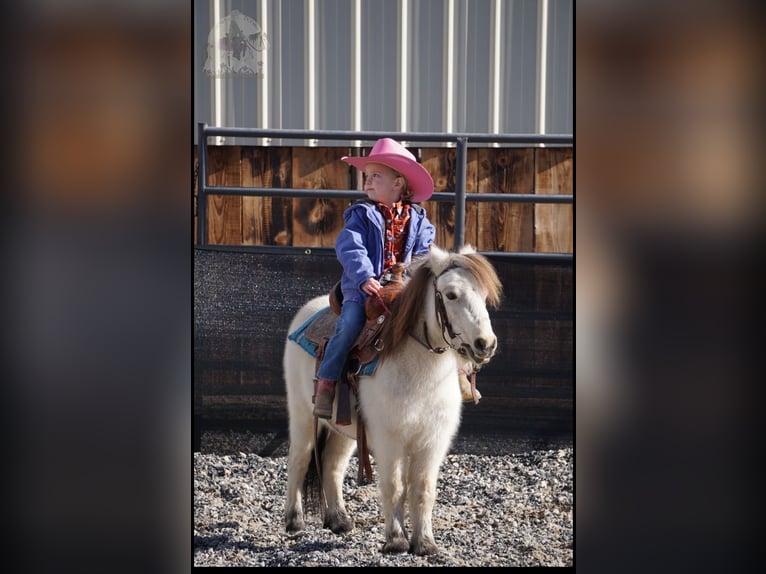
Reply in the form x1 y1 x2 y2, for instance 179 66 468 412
341 138 435 203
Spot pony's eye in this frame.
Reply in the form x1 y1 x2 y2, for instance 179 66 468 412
445 291 458 301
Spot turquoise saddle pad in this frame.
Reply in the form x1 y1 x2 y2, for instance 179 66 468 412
287 306 380 377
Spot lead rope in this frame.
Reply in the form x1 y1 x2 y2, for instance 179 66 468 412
469 370 480 405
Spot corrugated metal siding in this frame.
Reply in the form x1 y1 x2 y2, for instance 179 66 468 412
194 0 573 144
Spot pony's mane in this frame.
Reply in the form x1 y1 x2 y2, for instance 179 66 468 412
378 250 502 361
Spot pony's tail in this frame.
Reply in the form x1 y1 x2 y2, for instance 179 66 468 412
303 423 328 519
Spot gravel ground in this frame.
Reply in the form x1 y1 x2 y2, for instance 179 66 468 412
194 431 573 567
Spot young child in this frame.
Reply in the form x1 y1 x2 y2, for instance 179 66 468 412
313 138 480 420
313 138 436 420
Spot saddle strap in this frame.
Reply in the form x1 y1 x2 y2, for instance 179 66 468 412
355 413 373 485
343 370 372 485
335 375 352 426
355 315 387 352
350 315 387 366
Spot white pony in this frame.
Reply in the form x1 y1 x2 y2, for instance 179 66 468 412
283 245 502 555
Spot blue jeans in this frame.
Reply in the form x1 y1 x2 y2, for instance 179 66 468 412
316 300 367 381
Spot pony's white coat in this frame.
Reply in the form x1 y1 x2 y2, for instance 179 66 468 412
283 245 500 555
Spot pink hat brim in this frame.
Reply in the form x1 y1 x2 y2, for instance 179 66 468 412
341 154 435 203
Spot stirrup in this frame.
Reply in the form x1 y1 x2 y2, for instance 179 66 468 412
313 390 334 419
313 378 335 419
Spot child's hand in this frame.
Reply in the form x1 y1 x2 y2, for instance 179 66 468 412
362 277 382 296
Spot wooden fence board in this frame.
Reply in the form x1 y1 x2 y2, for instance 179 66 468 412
207 146 243 245
477 148 535 252
241 147 292 245
465 149 479 247
535 148 573 253
420 148 479 249
290 147 350 247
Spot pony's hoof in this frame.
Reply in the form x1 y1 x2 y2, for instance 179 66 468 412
324 511 353 534
410 539 439 556
285 513 305 533
382 536 409 554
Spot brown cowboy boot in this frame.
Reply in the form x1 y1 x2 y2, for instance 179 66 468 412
458 369 482 404
313 377 336 419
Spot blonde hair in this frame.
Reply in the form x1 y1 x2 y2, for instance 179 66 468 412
393 170 413 201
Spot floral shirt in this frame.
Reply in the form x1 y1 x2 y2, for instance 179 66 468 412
377 201 411 271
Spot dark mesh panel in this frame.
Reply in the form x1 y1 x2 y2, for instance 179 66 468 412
194 248 572 440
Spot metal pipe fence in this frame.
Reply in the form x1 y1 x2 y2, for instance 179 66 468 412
196 124 573 262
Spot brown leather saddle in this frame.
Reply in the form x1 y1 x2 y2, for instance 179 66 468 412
305 263 407 374
304 264 406 383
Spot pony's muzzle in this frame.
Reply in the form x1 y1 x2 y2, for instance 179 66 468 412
475 335 497 358
464 335 497 364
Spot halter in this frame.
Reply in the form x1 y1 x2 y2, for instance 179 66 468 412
410 268 469 358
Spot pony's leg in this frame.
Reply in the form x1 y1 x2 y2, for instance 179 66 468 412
321 430 356 534
284 415 314 533
376 451 409 553
406 449 443 555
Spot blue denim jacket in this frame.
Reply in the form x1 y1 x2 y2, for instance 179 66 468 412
336 199 435 304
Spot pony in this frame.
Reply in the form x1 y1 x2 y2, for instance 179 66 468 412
283 244 502 555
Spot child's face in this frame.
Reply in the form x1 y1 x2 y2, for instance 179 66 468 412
362 163 404 207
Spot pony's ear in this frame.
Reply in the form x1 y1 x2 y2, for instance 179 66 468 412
458 244 476 255
428 244 452 276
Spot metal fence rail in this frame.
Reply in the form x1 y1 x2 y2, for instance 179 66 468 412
196 124 573 262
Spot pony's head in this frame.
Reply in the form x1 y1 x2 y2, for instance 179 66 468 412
380 244 503 364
